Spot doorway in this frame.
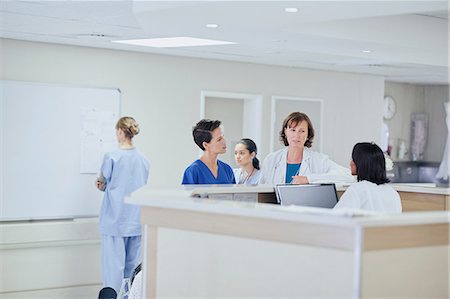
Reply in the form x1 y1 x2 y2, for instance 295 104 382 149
201 91 263 167
271 96 323 153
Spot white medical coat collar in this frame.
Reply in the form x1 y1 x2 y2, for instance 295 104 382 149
276 147 312 170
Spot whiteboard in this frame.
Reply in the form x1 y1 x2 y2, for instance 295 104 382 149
0 80 121 220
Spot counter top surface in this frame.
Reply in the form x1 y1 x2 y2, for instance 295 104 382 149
127 186 449 228
389 183 450 195
187 184 275 195
335 183 450 195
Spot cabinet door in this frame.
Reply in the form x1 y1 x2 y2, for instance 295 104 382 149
399 192 447 211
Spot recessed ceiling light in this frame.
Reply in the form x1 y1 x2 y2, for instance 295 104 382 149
112 37 236 48
76 33 112 39
206 23 219 28
362 50 372 53
285 8 299 13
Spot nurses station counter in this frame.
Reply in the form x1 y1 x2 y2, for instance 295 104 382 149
335 183 450 212
178 183 450 212
127 186 450 299
389 183 450 211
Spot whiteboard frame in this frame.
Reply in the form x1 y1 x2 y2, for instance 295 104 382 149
0 80 121 220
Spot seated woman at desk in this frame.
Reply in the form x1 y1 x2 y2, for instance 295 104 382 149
259 112 353 185
182 119 235 184
234 138 261 184
334 142 402 213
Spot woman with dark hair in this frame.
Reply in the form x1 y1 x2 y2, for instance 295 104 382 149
233 138 261 184
334 142 402 213
259 112 353 184
182 119 235 184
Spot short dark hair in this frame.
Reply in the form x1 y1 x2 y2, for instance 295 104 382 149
352 142 389 185
192 119 221 150
279 112 315 147
237 138 260 170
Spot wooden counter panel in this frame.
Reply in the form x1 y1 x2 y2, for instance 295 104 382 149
257 192 277 203
399 192 448 211
144 226 158 299
364 223 449 250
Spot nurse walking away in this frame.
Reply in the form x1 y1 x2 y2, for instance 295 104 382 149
334 142 402 213
182 119 235 184
95 116 150 294
259 112 353 185
234 138 261 184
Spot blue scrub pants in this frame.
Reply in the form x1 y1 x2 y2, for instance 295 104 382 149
101 235 141 294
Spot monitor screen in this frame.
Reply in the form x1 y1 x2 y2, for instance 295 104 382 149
275 184 338 209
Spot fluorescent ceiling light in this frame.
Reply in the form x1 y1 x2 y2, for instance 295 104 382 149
362 50 372 53
113 37 235 48
285 7 299 13
206 23 219 28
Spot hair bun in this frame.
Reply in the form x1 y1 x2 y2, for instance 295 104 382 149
129 123 140 136
116 116 140 138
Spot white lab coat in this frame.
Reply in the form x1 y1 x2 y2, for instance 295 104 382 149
334 181 402 213
128 270 143 299
259 147 353 184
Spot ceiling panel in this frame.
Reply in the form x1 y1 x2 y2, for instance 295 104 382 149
0 0 448 84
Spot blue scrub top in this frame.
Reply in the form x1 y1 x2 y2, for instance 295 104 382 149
182 159 235 184
285 163 301 183
99 148 150 237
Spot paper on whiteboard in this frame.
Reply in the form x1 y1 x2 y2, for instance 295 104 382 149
80 108 117 173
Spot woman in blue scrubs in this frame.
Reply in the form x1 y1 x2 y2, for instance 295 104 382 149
182 119 235 184
95 116 150 294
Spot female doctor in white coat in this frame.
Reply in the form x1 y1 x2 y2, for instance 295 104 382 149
259 112 353 185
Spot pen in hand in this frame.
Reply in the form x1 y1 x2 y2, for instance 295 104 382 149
291 175 309 185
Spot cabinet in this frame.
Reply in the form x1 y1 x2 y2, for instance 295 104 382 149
398 192 450 211
337 184 450 212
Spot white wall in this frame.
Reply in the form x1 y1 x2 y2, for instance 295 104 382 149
1 38 384 187
0 219 101 298
385 81 449 161
205 96 244 167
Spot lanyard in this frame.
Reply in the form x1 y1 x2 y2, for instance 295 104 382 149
239 168 255 184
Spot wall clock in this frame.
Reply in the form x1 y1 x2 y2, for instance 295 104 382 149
383 95 396 120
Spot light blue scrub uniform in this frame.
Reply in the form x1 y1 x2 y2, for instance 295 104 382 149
99 148 150 294
233 168 261 185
